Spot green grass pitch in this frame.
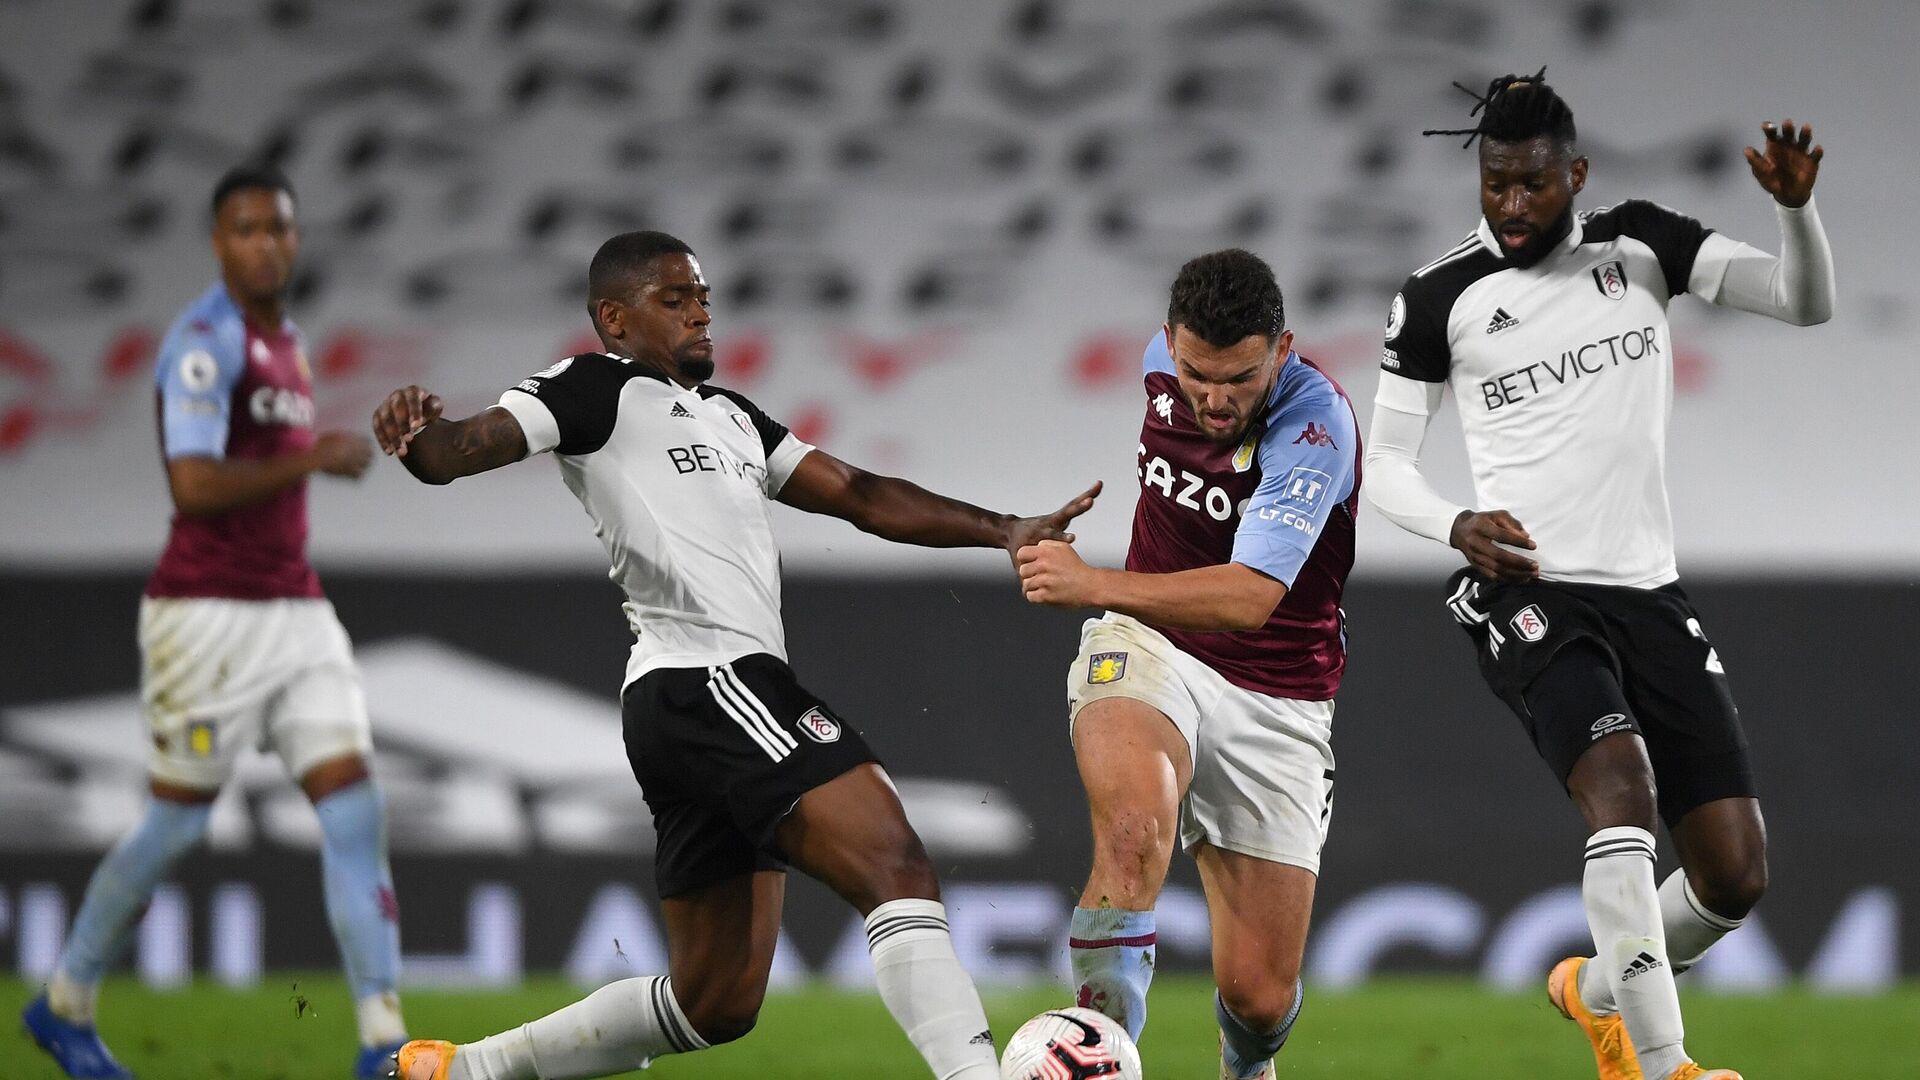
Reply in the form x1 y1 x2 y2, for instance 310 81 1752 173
5 975 1913 1078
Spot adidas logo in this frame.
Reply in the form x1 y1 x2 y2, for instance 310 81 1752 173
1485 307 1519 333
969 1030 994 1045
669 402 695 418
1620 951 1665 981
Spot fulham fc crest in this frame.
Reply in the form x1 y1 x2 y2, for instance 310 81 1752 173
796 707 842 744
1592 260 1628 301
1511 604 1549 642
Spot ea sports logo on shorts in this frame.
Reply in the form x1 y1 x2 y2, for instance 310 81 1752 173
1510 604 1549 642
796 707 841 743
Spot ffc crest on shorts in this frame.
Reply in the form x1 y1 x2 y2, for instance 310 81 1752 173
1087 651 1127 685
1510 604 1549 642
795 706 841 743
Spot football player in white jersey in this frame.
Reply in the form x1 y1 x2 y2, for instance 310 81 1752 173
368 231 1099 1080
1364 72 1832 1080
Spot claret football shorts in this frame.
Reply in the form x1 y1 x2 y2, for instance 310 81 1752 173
1067 613 1336 874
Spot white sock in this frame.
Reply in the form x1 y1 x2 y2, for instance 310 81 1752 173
1582 869 1746 1013
1583 828 1689 1079
865 899 1000 1080
47 970 99 1025
356 990 407 1048
449 976 706 1080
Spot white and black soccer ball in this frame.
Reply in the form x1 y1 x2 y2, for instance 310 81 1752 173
999 1007 1143 1080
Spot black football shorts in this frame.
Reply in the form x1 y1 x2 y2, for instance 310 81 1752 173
623 653 878 897
1443 569 1757 826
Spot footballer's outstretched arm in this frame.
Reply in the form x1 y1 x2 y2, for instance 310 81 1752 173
777 448 1101 563
372 386 528 485
1018 542 1285 632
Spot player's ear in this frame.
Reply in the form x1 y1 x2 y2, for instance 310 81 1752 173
1162 322 1175 355
595 297 623 340
1274 329 1294 357
1569 155 1589 195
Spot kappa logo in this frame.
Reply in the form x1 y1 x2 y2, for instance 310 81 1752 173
795 707 842 744
1486 307 1520 333
1293 421 1338 448
1152 392 1174 424
1620 951 1665 981
1592 260 1628 301
249 338 272 367
1087 651 1127 685
1511 604 1549 642
669 402 695 418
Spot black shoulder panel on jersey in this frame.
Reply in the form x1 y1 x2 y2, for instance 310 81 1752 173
698 384 791 458
515 352 659 456
1581 200 1713 298
1385 240 1506 383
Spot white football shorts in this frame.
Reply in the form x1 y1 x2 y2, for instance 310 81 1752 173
139 597 371 790
1067 612 1335 873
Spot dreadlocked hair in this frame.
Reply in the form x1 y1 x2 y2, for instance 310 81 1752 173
1421 66 1576 150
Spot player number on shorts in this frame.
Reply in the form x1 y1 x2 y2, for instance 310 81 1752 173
1685 618 1726 675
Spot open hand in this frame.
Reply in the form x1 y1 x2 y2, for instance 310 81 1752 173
1017 539 1102 608
312 431 372 478
1450 509 1539 583
1003 481 1102 564
372 385 444 458
1744 119 1822 208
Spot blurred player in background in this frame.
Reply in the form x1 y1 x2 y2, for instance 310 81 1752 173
370 229 1098 1080
1017 249 1361 1080
21 165 407 1080
1364 72 1833 1080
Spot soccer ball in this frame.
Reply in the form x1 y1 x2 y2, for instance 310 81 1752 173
999 1007 1143 1079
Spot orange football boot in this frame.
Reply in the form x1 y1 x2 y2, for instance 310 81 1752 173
1548 956 1643 1080
387 1039 457 1080
1664 1066 1743 1080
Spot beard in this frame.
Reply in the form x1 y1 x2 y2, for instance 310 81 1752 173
1496 206 1575 269
674 352 716 383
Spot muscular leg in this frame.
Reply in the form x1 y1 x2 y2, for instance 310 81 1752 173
777 763 998 1080
444 872 780 1080
1654 797 1766 976
1194 846 1314 1078
47 778 217 1023
301 752 406 1050
1066 698 1191 1041
1540 646 1693 1079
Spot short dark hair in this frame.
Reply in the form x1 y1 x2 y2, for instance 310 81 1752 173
588 229 697 306
1422 67 1577 151
210 163 295 216
1166 248 1284 348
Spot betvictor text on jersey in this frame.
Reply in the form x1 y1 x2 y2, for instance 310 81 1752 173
1478 324 1661 412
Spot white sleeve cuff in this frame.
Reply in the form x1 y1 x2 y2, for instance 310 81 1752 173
497 390 561 456
764 434 815 495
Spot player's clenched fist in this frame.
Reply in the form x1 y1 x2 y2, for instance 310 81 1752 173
372 385 444 457
1018 539 1102 607
1449 508 1540 583
312 431 373 478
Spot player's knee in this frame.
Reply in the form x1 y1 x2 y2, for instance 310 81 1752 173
1091 809 1175 898
1217 973 1299 1033
1694 857 1768 919
850 832 941 910
1569 748 1658 832
683 998 761 1046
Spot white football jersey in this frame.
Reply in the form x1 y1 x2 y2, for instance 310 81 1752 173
497 353 814 686
1383 201 1743 588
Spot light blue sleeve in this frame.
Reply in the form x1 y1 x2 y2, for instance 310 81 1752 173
1230 392 1359 587
1142 332 1174 376
155 321 244 460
